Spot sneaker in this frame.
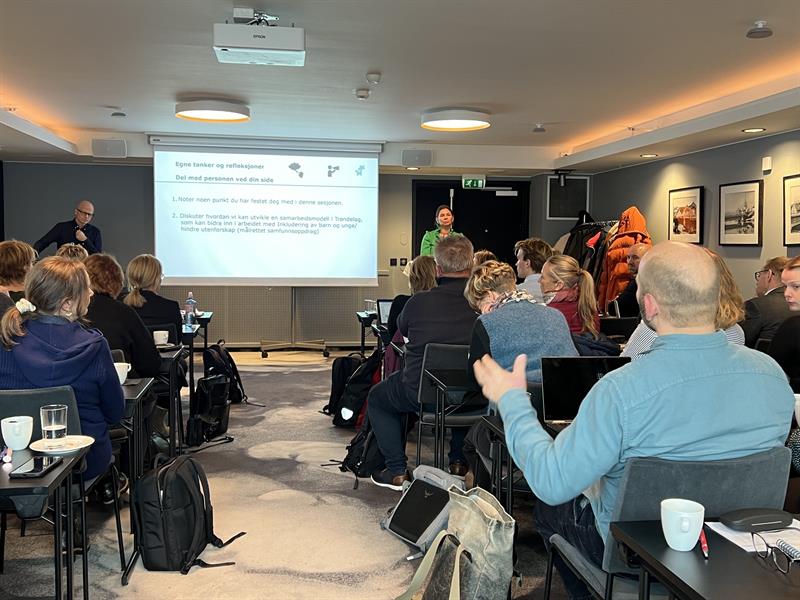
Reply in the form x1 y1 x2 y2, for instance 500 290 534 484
370 468 411 491
100 472 129 505
449 462 468 478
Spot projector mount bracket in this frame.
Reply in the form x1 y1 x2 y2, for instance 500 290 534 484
232 7 280 26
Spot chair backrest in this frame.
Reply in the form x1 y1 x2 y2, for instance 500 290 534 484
754 338 772 353
0 386 82 440
111 348 126 363
599 317 640 341
145 323 179 344
603 447 791 573
417 343 470 407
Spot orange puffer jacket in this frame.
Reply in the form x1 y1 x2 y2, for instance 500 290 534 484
598 206 652 310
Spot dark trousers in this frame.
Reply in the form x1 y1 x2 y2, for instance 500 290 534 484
367 371 469 475
533 496 605 600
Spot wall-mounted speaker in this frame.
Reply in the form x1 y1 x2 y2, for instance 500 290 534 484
401 149 433 168
91 138 127 159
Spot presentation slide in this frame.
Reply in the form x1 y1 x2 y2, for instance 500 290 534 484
153 148 379 286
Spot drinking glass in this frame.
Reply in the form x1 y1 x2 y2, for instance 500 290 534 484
40 404 68 449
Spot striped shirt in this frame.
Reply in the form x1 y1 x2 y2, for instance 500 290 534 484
622 322 745 359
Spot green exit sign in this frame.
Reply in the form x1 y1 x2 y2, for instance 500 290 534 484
462 174 486 189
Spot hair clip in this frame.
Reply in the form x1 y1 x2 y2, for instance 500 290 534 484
15 298 36 314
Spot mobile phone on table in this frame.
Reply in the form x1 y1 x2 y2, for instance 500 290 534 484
9 455 63 479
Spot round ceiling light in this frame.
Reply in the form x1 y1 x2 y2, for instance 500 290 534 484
175 100 250 123
421 108 491 132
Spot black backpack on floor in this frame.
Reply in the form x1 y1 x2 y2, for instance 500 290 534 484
338 416 385 489
322 353 362 417
186 375 231 447
132 456 245 573
332 348 382 428
204 339 247 404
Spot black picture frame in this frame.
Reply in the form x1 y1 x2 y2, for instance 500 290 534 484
784 174 800 247
668 186 703 244
718 180 763 246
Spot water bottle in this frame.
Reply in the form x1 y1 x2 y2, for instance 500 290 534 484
184 292 198 325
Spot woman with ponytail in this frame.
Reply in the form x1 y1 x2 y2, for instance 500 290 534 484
0 256 124 481
539 254 601 337
123 254 182 343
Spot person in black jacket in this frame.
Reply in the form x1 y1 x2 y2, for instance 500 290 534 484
768 256 800 392
122 254 183 343
84 254 161 378
34 200 102 255
740 256 792 348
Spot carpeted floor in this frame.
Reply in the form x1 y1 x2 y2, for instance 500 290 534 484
0 353 567 599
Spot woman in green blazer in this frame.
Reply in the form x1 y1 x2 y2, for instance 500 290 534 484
420 204 461 256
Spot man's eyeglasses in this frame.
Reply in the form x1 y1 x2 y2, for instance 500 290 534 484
76 208 94 217
751 530 800 574
754 269 769 281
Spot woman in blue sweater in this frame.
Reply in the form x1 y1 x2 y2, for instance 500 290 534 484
0 256 124 481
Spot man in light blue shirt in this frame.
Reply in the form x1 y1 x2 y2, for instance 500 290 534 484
474 242 795 600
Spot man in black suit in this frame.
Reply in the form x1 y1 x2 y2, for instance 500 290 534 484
740 256 792 348
34 200 102 255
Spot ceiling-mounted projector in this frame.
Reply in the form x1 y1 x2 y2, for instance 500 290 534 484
213 23 305 66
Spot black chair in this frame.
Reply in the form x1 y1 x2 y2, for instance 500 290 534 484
111 348 126 363
599 317 640 343
0 386 126 576
754 337 772 353
414 343 488 469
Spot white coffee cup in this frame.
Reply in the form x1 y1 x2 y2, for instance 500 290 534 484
794 394 800 425
114 362 131 385
153 330 169 345
1 415 34 450
661 498 705 551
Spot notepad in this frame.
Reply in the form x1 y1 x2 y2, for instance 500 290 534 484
705 519 800 552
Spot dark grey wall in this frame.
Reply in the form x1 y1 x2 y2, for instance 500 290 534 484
591 129 800 293
3 162 154 267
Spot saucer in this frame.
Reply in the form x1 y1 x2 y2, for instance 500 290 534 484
30 435 94 454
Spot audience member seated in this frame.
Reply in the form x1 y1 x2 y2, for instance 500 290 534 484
740 256 792 348
0 257 124 482
473 249 497 266
84 254 161 378
607 243 650 317
462 259 577 486
55 242 89 262
464 260 577 385
122 253 183 343
368 235 478 490
623 248 745 359
768 256 800 392
0 240 36 314
472 241 795 600
514 237 553 303
387 255 437 341
539 254 600 336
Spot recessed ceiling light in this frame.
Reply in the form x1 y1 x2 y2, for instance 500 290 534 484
742 127 766 133
640 153 658 158
421 108 491 132
110 111 126 118
175 100 250 123
365 72 382 85
405 167 420 171
355 88 370 100
746 20 773 39
532 123 546 133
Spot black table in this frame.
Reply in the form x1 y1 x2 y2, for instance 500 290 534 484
481 414 516 516
195 310 214 353
611 521 800 599
0 447 90 600
158 348 184 457
355 310 377 357
423 368 475 470
122 376 154 484
182 323 201 408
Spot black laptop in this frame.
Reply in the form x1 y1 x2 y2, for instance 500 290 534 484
540 356 631 430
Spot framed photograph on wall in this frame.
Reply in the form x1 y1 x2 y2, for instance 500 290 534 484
784 174 800 246
718 180 763 246
546 175 590 220
668 186 703 243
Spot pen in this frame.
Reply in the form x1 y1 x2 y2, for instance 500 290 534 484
699 528 709 560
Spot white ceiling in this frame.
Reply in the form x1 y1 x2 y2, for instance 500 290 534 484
0 0 798 171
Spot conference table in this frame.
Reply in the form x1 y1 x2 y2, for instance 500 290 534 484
121 376 154 485
355 310 377 357
0 447 90 600
157 348 183 457
611 520 800 599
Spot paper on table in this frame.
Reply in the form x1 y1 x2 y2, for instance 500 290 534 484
705 519 800 552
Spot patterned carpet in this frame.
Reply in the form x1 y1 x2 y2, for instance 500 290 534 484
0 358 566 599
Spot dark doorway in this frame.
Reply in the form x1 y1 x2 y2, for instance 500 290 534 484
412 180 530 266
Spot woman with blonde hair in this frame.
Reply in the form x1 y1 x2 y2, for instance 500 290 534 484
55 242 89 261
0 257 124 481
0 240 36 313
539 254 600 337
623 248 745 359
123 254 182 343
387 255 437 339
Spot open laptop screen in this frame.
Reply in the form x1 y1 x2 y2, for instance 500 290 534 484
376 299 394 326
541 356 631 422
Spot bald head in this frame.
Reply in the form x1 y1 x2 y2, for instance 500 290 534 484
626 243 651 275
636 242 719 331
74 200 95 227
